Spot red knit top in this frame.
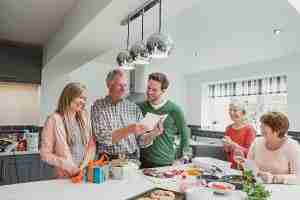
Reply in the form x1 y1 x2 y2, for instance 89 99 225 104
224 124 256 168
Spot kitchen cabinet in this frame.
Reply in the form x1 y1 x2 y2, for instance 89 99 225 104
0 41 42 84
0 153 55 186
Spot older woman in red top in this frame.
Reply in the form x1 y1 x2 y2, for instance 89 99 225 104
223 100 256 168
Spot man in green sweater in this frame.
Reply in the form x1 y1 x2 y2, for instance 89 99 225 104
138 72 190 168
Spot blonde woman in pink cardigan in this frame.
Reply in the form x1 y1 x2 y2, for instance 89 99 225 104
248 112 300 184
40 82 95 178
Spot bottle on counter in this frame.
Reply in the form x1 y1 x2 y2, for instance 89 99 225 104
16 133 27 152
24 129 39 152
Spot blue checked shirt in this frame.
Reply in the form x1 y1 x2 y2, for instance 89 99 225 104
91 96 148 156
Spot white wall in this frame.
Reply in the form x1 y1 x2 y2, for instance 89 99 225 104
143 60 188 115
40 56 188 125
185 53 300 131
40 59 116 125
69 60 188 116
41 51 300 131
40 64 71 124
68 61 114 110
0 82 40 125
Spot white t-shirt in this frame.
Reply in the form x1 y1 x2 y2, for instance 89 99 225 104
150 99 168 110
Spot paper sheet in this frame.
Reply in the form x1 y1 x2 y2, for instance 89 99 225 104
140 112 168 131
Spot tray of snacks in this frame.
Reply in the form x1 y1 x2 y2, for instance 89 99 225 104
142 166 203 179
143 168 184 179
126 188 185 200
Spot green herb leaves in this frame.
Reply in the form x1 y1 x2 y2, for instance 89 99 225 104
243 170 271 200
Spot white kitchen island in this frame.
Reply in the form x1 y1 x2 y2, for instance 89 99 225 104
1 174 300 200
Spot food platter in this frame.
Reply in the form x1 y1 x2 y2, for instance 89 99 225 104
142 167 203 179
207 182 235 195
126 188 185 200
143 168 184 179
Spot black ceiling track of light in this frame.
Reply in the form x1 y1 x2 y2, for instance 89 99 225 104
120 0 160 26
116 0 173 69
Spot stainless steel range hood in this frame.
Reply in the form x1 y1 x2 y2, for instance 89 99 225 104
126 65 146 103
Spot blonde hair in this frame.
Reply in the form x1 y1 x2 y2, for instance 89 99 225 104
56 82 90 146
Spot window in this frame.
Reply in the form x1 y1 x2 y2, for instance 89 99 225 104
202 75 287 133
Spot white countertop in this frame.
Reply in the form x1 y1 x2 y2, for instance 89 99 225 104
0 176 153 200
1 173 300 200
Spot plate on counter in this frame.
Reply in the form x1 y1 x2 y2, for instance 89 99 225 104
126 188 185 200
207 182 235 195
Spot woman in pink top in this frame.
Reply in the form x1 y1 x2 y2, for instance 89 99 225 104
248 112 300 184
40 82 96 178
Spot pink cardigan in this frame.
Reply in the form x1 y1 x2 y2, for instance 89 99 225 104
40 113 95 178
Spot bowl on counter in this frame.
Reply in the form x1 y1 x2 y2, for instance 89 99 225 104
220 175 243 190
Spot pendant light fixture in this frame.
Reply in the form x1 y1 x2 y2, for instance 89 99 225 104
130 9 151 65
116 15 134 70
146 0 174 59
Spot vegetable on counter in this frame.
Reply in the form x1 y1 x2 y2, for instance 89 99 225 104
242 170 271 200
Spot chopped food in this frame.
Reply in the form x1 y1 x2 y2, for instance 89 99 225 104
143 168 183 179
150 190 175 200
185 168 202 176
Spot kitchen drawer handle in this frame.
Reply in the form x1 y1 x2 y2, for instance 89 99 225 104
0 161 5 181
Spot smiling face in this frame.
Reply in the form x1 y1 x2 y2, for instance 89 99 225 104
228 104 245 123
260 122 278 142
69 90 87 113
108 74 128 101
57 82 88 115
146 79 165 103
260 112 289 144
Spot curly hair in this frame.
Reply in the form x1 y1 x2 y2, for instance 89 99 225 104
260 111 289 138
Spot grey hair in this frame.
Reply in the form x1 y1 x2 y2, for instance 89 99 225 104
105 69 125 86
229 99 247 114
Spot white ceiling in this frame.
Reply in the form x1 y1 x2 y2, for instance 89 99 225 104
156 0 300 73
94 0 300 74
0 0 77 45
43 0 200 68
1 0 300 75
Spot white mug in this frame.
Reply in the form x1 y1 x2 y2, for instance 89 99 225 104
112 166 124 180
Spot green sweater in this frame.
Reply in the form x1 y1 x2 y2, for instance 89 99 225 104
138 100 189 166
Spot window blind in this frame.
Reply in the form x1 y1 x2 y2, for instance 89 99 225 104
208 75 287 98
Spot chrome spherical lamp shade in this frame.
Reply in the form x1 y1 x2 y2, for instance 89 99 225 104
116 50 134 70
130 41 150 65
146 32 174 59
